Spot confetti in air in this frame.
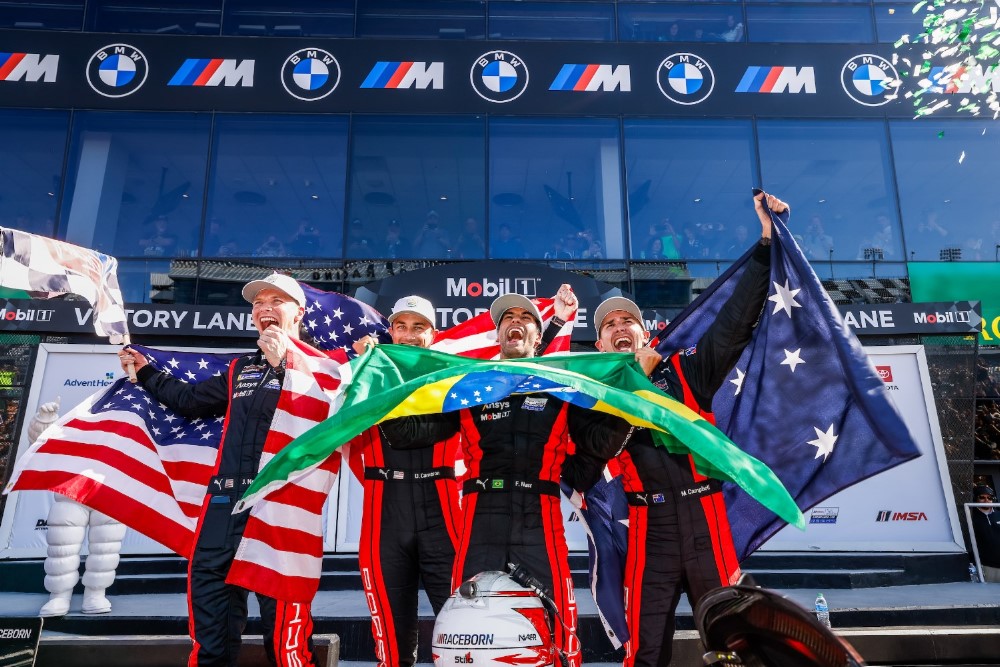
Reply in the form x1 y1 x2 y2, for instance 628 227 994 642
896 0 1000 117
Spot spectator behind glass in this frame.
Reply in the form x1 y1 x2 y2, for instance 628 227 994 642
802 215 835 261
456 216 486 259
138 215 180 257
253 234 286 257
644 236 665 260
661 22 681 41
491 223 526 259
346 219 375 258
288 220 323 256
716 14 744 42
382 219 410 259
971 484 1000 582
413 210 451 258
856 214 895 260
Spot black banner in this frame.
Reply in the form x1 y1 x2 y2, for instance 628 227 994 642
0 30 977 118
0 617 42 667
839 301 981 335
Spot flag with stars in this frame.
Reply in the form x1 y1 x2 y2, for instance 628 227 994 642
300 282 391 353
4 345 239 557
655 209 921 560
238 345 804 533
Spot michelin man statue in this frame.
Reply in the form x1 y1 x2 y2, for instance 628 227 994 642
29 399 127 617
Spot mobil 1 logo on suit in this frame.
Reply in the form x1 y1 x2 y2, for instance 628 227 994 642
87 43 148 98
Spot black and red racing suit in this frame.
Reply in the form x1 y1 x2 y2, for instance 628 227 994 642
138 353 320 667
382 396 629 667
347 424 462 667
567 240 772 667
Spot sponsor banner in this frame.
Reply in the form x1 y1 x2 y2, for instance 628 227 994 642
0 299 257 338
0 30 969 118
910 263 1000 346
355 261 623 341
838 301 981 335
0 617 42 666
763 346 964 552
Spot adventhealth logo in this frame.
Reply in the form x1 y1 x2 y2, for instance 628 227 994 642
0 52 58 82
736 66 816 93
168 59 254 87
361 61 443 89
549 64 631 91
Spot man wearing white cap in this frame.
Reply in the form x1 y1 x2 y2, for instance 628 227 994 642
580 191 788 667
119 272 319 667
382 284 629 667
349 295 463 667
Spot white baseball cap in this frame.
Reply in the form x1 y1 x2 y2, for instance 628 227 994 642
388 295 437 327
242 273 306 308
593 296 644 333
489 294 543 328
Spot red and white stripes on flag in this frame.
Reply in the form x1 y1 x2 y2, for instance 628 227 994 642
0 227 128 341
226 339 351 602
4 367 222 558
430 297 575 357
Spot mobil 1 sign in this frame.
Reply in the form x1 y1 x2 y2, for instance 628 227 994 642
354 261 622 340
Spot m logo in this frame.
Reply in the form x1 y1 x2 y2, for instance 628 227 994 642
169 59 254 87
549 64 630 92
736 66 816 94
362 61 443 89
470 50 528 103
0 53 58 82
657 53 715 105
86 44 148 98
841 54 899 106
282 48 341 101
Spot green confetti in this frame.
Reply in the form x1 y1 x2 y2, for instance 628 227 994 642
937 130 945 137
958 17 974 41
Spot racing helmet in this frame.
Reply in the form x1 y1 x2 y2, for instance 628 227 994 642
432 571 556 667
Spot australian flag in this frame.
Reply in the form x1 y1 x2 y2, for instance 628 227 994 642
299 282 391 353
655 206 921 559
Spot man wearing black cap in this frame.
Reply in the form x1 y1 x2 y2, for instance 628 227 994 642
350 295 462 667
578 191 788 667
381 284 628 667
119 272 319 667
972 484 1000 582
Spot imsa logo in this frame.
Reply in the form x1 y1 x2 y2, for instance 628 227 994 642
87 43 148 98
841 54 899 106
282 48 341 101
470 50 528 103
657 53 715 105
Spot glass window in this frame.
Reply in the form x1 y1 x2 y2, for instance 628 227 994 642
757 120 901 265
117 258 172 304
223 0 354 37
0 0 83 30
89 0 223 35
489 117 624 260
348 116 486 261
59 112 211 259
623 120 756 262
875 3 927 44
489 2 614 41
618 3 744 42
0 110 68 237
890 120 1000 262
356 1 486 39
205 115 349 260
746 5 874 42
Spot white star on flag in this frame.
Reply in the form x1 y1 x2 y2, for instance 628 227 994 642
768 279 802 317
781 348 805 373
730 368 745 395
807 424 838 461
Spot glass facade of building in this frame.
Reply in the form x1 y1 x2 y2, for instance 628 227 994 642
0 0 995 307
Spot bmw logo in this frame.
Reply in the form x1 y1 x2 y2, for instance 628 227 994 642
86 44 148 98
657 53 715 105
282 48 341 101
470 50 528 103
841 54 899 106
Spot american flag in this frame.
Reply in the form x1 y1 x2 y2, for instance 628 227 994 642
300 283 391 354
5 345 238 557
0 227 128 341
431 297 575 357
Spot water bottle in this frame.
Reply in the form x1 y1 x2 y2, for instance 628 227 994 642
814 593 831 628
970 563 979 582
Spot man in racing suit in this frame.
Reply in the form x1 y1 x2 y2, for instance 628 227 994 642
119 272 321 667
577 191 788 667
349 295 463 667
381 285 628 667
